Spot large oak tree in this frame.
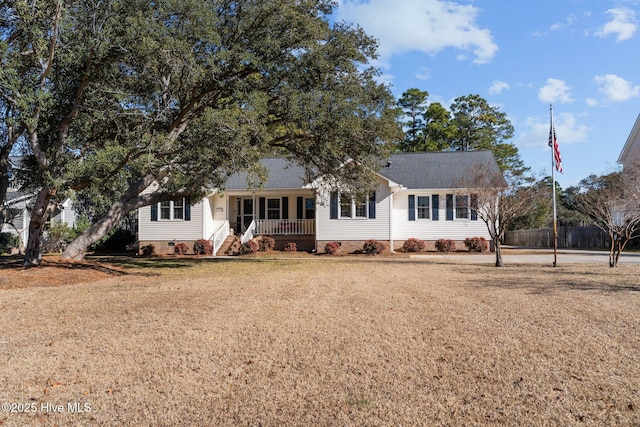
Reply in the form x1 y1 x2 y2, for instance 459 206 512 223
1 0 401 265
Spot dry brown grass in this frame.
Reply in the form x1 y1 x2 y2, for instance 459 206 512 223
0 256 639 426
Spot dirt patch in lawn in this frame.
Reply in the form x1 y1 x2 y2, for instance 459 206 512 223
0 258 639 426
0 257 126 289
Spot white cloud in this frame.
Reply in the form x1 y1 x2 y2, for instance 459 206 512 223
538 78 574 104
415 67 431 81
594 74 640 102
489 80 510 95
595 8 638 42
586 98 598 107
336 0 498 65
550 15 577 31
517 113 590 149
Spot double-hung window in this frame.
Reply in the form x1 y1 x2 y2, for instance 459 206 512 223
455 195 469 219
267 198 280 219
160 201 171 220
339 194 352 218
444 193 477 221
151 198 191 221
354 194 367 218
173 199 184 220
331 191 376 220
417 196 430 219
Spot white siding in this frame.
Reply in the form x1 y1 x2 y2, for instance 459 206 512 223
392 191 490 241
50 198 76 228
206 194 228 239
316 178 391 241
138 199 205 240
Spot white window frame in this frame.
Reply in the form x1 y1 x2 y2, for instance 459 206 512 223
455 195 470 220
158 199 186 221
417 195 430 220
338 192 370 219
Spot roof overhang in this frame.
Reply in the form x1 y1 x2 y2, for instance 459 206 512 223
618 114 640 165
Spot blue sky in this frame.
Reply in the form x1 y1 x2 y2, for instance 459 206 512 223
334 0 640 188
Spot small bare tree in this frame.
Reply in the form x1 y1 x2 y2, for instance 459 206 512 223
465 166 545 267
570 168 640 267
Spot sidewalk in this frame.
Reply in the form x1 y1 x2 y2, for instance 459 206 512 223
409 248 640 265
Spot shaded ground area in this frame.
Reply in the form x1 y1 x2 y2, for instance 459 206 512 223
0 256 639 426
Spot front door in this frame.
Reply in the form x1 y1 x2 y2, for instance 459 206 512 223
242 198 254 231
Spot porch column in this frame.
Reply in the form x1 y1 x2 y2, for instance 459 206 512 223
389 191 394 253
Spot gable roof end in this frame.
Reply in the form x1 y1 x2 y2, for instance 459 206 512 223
618 113 640 165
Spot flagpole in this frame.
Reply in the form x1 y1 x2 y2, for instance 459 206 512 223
550 104 558 267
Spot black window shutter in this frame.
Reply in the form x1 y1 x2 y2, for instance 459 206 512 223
432 195 439 221
296 197 304 219
330 192 338 219
282 197 289 219
446 194 454 221
151 203 158 221
471 194 478 221
408 195 415 221
259 197 266 219
184 197 191 221
368 192 376 219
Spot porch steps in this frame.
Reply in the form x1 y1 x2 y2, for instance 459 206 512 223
219 235 241 256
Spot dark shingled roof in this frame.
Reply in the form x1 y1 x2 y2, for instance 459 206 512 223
224 158 310 190
379 150 502 189
223 151 502 190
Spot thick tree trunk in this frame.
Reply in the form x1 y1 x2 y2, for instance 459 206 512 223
61 170 193 260
61 197 138 260
23 187 56 267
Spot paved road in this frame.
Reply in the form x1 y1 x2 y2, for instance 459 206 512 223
410 249 640 265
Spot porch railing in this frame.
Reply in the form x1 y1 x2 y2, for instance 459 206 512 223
255 219 315 235
211 221 230 256
241 220 256 244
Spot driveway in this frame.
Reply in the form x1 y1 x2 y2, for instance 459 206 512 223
410 248 640 265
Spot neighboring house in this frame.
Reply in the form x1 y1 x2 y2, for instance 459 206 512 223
2 156 77 249
618 113 640 170
138 150 503 254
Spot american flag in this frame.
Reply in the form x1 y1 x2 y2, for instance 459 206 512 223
548 124 563 173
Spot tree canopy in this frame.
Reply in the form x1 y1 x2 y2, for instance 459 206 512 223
395 89 526 176
1 0 401 264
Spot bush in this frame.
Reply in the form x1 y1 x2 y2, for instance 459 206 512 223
464 236 488 252
324 241 341 255
43 223 77 253
0 232 19 254
174 242 189 255
240 239 259 255
140 244 155 256
283 242 297 252
193 239 213 255
362 239 386 255
93 227 136 252
402 238 426 253
435 239 456 253
259 236 276 251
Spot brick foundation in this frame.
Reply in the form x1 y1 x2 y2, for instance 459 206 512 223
138 240 200 255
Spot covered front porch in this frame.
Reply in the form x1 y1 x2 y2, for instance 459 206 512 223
207 189 317 253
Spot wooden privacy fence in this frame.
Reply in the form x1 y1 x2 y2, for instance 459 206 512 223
504 226 609 250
